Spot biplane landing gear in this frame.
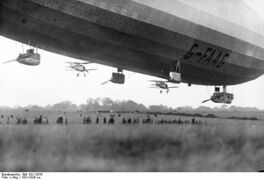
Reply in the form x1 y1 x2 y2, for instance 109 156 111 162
159 89 169 94
203 86 234 104
77 73 80 77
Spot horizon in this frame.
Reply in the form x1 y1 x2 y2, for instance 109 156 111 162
0 97 261 112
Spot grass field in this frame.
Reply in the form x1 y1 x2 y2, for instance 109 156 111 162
0 111 264 172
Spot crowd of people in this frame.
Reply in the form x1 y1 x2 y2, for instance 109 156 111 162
0 113 206 125
81 114 206 125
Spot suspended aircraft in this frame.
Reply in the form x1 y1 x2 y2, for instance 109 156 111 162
3 44 40 66
149 80 178 94
101 68 125 85
202 87 234 104
65 61 96 77
1 0 264 104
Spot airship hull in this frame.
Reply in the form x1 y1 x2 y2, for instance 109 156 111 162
1 0 264 85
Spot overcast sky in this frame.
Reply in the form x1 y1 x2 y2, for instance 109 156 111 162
1 0 264 109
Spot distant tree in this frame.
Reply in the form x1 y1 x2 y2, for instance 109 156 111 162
228 106 238 111
79 98 147 112
44 104 56 110
101 97 114 111
13 106 22 110
220 104 229 110
195 106 212 112
52 101 78 110
233 106 259 112
212 106 220 111
176 106 194 111
205 113 218 118
79 98 101 111
30 105 43 110
119 100 147 112
101 97 114 107
0 106 12 110
149 105 172 113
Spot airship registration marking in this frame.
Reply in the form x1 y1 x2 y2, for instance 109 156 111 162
184 44 230 68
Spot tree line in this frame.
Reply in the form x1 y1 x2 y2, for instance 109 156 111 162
0 97 261 112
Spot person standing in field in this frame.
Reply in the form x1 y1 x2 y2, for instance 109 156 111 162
56 115 64 124
191 117 196 125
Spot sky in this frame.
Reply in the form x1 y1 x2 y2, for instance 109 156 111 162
1 0 264 109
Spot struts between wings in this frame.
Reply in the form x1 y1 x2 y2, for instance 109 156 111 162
149 80 178 94
65 61 97 77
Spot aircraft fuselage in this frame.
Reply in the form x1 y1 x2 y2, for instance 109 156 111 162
71 64 86 72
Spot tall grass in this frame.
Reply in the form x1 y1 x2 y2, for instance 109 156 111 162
0 122 264 172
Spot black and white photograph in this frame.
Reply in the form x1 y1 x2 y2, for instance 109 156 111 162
1 0 264 174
